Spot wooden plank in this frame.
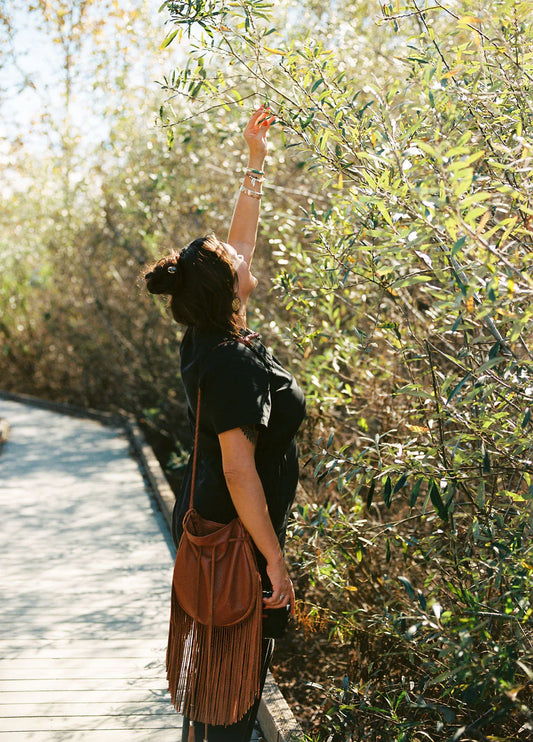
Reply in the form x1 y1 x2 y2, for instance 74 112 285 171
0 732 180 742
0 716 178 731
0 628 165 642
0 678 169 693
0 689 169 704
0 639 167 660
258 672 303 742
0 658 166 680
0 603 169 619
0 702 174 717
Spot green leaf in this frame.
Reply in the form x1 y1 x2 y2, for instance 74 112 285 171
366 478 376 509
398 575 415 601
374 200 393 227
451 313 463 333
416 589 427 611
488 341 500 359
392 274 431 289
410 479 423 508
446 372 472 404
159 28 179 49
414 140 438 158
393 473 408 494
166 128 175 151
429 479 447 520
451 235 466 255
460 150 485 167
314 460 325 478
459 191 492 209
522 408 531 428
383 476 392 508
482 446 491 473
501 490 527 503
395 384 433 400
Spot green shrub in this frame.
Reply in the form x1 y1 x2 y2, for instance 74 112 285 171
160 0 533 738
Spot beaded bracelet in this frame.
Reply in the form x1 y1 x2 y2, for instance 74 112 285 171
240 184 262 200
244 169 265 188
246 175 264 188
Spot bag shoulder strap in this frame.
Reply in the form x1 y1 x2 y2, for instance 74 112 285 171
189 387 202 510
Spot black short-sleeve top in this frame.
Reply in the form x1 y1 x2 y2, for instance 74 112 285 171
171 326 306 563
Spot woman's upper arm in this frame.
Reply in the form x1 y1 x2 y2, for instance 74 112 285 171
218 426 258 477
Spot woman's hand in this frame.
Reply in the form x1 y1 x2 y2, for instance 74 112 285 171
243 105 275 161
264 555 295 614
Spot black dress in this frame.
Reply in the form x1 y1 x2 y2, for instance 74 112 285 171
172 327 306 576
173 326 305 742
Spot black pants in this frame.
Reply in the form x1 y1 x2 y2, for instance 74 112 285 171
182 639 274 742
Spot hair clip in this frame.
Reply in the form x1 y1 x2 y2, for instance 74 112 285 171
167 265 177 273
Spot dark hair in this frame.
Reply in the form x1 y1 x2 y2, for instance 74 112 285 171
144 235 239 334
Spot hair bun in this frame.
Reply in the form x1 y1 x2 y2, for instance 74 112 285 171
145 259 181 295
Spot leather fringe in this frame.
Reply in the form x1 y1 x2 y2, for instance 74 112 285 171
167 581 262 727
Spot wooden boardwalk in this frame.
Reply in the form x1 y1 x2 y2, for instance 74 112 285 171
0 398 181 741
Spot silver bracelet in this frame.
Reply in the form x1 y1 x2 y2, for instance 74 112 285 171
240 184 262 200
244 169 265 188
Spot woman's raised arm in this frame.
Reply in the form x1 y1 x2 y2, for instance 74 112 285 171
227 105 275 267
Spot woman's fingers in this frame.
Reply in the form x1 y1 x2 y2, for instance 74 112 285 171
260 114 276 127
245 106 268 130
263 576 294 610
245 105 275 135
264 558 294 612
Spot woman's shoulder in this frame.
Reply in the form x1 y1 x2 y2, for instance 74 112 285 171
198 333 267 388
181 327 269 374
205 334 264 368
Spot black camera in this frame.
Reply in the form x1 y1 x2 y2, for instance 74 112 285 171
262 591 291 639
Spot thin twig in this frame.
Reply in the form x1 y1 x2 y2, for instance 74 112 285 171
426 340 450 471
162 92 257 126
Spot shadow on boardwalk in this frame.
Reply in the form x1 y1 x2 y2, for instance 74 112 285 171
0 397 181 741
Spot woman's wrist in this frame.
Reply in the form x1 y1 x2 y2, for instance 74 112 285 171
242 157 266 197
247 153 266 170
265 550 285 569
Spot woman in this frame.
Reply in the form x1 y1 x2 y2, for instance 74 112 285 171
145 106 305 742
